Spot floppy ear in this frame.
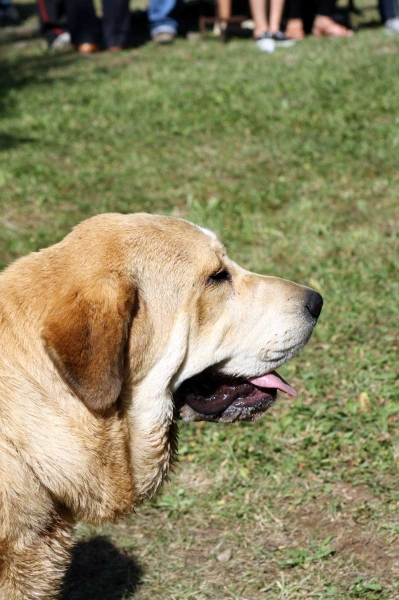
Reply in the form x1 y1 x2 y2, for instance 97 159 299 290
42 276 135 412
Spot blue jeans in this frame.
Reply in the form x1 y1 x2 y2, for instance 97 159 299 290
148 0 181 35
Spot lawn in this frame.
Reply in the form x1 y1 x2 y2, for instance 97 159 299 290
1 7 399 600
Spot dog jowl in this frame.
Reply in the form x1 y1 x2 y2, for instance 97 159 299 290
0 213 322 599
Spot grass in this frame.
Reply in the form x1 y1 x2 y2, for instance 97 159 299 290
1 6 399 599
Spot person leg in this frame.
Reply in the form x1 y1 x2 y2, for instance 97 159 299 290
285 17 305 38
284 0 305 39
379 0 395 20
37 0 67 46
249 0 276 51
249 0 269 37
380 0 399 32
269 0 286 31
268 0 297 44
218 0 231 21
312 0 353 35
66 0 101 47
148 0 181 40
102 0 130 48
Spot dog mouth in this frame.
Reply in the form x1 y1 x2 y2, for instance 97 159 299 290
174 371 297 423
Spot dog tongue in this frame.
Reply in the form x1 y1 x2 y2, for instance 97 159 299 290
248 371 298 398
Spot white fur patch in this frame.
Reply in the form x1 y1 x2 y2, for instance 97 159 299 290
198 226 218 241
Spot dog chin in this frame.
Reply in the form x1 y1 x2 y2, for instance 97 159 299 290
178 396 276 423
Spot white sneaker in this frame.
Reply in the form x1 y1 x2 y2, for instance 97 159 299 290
385 17 399 34
50 31 72 50
255 33 275 53
151 26 176 44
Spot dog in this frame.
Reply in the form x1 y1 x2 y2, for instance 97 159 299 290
0 213 322 599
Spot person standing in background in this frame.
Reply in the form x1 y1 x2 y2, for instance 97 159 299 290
64 0 180 51
65 0 130 52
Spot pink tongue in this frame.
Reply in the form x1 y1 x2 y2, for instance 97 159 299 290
248 371 298 398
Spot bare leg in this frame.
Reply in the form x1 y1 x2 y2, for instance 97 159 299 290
284 0 305 39
285 18 305 38
218 0 231 21
269 0 286 32
249 0 269 37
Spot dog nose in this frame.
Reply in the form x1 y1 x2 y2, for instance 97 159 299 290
305 290 323 319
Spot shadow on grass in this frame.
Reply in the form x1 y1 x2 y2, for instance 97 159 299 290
0 52 77 150
0 132 34 151
62 536 142 600
0 50 80 144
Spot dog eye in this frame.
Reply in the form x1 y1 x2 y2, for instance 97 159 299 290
206 269 231 286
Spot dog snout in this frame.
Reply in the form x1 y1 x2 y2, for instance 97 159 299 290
304 290 323 319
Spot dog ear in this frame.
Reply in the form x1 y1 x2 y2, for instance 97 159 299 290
42 276 136 412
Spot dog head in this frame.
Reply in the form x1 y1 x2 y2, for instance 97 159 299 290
42 213 322 425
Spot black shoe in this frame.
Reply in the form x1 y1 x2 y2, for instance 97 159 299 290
271 30 296 47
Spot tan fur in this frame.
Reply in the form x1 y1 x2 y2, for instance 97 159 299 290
0 213 320 598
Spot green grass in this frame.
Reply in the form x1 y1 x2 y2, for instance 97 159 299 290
1 10 399 600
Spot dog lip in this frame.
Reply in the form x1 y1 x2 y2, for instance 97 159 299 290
174 374 278 417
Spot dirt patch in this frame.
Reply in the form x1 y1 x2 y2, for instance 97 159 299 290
330 482 378 505
287 484 399 579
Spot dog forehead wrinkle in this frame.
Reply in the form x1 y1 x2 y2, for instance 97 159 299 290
132 229 216 273
66 214 226 285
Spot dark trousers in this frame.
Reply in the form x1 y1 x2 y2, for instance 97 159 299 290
285 0 336 19
379 0 397 20
285 0 337 32
37 0 68 44
66 0 130 47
